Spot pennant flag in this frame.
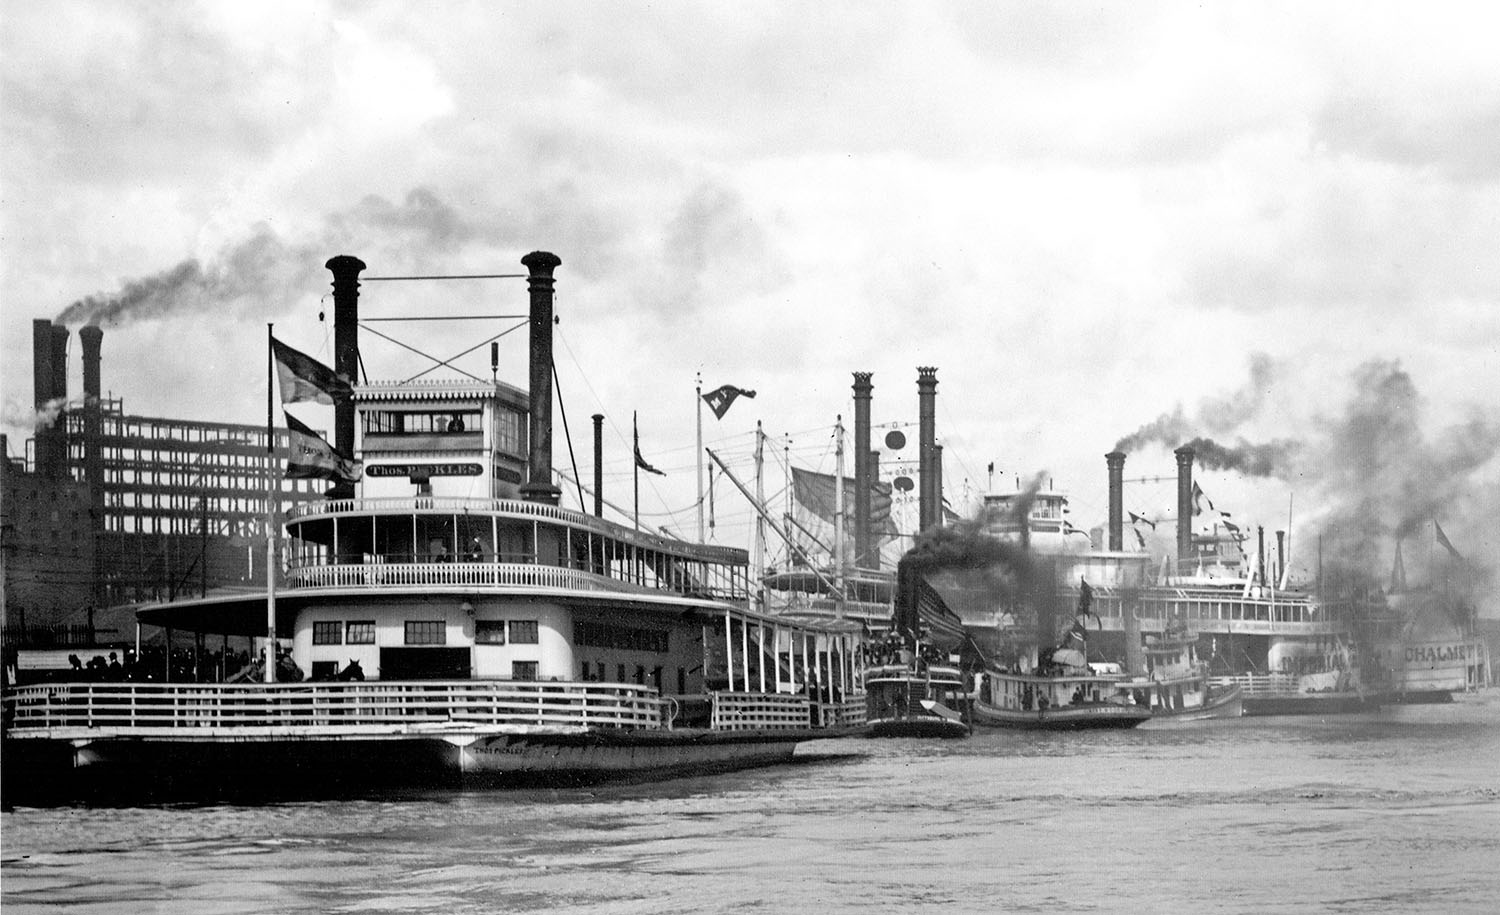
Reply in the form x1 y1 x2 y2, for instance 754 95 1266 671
284 412 360 482
633 415 666 476
1435 520 1464 561
272 336 352 405
1191 481 1206 516
1134 528 1147 549
1077 578 1095 619
701 384 756 420
1128 511 1157 530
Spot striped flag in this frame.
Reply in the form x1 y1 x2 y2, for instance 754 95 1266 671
272 336 352 405
284 412 360 483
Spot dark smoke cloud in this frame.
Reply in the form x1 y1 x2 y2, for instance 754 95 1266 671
906 476 1068 646
1114 352 1281 455
1122 355 1500 601
1181 435 1298 477
53 187 536 329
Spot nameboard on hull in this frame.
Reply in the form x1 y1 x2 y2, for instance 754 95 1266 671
367 463 484 478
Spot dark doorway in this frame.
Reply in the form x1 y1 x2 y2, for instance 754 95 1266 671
379 647 471 680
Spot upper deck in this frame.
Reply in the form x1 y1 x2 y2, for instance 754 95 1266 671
284 495 752 603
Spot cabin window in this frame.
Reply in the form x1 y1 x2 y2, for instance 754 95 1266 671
596 662 606 682
475 620 507 645
405 620 447 646
512 660 538 681
312 621 342 645
494 406 525 456
617 664 627 682
509 620 539 644
364 409 482 435
346 621 375 645
635 665 646 685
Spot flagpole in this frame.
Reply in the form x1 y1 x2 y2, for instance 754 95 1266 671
834 414 846 620
695 372 704 542
633 410 640 532
265 323 277 684
753 421 765 613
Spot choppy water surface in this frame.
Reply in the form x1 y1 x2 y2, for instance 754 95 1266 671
5 696 1500 914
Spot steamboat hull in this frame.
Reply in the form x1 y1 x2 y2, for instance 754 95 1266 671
1 726 825 805
866 715 969 739
1239 693 1375 716
970 701 1150 730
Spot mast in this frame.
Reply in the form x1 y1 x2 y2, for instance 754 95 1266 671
834 415 846 619
753 421 766 613
696 372 704 542
264 324 277 684
707 447 843 598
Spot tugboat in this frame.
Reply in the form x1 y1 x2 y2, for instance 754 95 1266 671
972 582 1150 730
0 252 866 801
862 556 971 738
1115 624 1243 721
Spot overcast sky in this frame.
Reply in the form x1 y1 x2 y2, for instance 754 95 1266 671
4 2 1498 592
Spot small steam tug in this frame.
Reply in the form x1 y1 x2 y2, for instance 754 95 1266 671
1112 624 1243 721
862 557 971 738
0 252 867 801
971 582 1151 730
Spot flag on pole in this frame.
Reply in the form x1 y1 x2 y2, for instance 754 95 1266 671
272 336 352 405
1435 520 1464 561
284 412 360 482
701 384 756 420
1191 482 1206 515
633 415 666 476
1128 511 1156 530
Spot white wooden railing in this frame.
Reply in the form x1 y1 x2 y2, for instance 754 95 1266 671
709 691 812 731
2 681 664 734
285 561 632 593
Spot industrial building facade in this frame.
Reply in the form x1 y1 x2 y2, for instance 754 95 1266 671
2 321 322 642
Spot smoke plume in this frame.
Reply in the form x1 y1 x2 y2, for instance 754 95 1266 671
1120 356 1500 601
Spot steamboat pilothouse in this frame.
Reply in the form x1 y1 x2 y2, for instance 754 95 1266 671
2 252 867 800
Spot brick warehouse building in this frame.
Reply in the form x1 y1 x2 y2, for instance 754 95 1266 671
1 320 322 643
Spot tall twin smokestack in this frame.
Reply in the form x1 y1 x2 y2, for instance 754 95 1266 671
1106 451 1125 551
1176 445 1195 567
917 367 938 531
31 319 69 477
852 372 873 568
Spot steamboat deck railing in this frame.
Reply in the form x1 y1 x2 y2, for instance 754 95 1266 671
284 561 645 594
2 680 665 736
1210 673 1355 697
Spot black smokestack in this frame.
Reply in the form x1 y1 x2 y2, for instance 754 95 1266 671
79 325 105 594
869 448 882 571
934 443 945 528
31 320 56 474
1175 445 1195 567
1276 529 1286 584
592 412 604 517
1106 451 1125 551
325 255 366 500
852 372 873 568
521 251 562 505
917 367 937 531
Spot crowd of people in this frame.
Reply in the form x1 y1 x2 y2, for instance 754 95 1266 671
50 647 255 684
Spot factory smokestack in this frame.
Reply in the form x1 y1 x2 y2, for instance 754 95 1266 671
1175 445 1195 570
1106 451 1125 551
521 251 562 505
592 413 604 517
31 320 56 474
79 325 105 603
852 372 873 567
917 367 937 531
325 255 366 500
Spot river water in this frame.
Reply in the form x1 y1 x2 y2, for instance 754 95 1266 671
4 694 1499 914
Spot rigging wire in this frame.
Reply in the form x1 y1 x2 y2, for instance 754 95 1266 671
551 360 586 511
